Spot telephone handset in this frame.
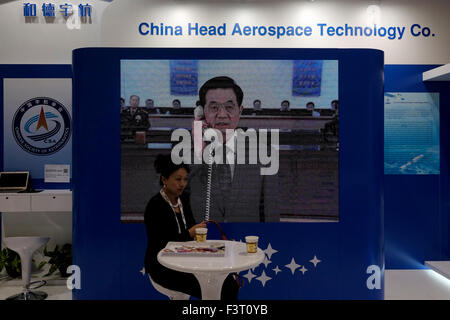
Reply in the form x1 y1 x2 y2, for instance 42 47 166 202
194 105 204 121
194 106 213 221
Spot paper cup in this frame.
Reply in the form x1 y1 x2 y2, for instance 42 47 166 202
245 236 259 253
195 227 207 242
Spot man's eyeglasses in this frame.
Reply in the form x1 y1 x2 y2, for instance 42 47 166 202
206 102 238 115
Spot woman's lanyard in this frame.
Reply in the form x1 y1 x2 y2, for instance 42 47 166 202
160 189 187 234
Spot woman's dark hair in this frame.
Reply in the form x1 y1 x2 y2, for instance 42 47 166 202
154 154 190 186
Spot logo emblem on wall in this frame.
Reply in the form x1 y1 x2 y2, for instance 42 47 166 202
12 97 71 156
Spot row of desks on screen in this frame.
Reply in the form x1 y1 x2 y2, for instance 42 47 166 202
148 114 334 130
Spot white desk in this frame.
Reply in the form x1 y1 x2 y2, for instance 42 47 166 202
0 190 72 247
0 190 72 213
157 240 264 300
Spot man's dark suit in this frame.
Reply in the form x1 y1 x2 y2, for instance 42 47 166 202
187 162 279 223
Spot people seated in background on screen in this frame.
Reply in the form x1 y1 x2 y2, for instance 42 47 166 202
280 100 290 112
172 99 181 109
194 100 204 121
332 100 339 118
145 98 161 114
128 94 140 109
121 94 150 130
120 97 126 112
167 99 183 114
144 154 239 300
306 101 320 117
331 99 339 115
323 100 339 142
252 99 262 115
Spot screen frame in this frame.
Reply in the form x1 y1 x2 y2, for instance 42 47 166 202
0 171 29 190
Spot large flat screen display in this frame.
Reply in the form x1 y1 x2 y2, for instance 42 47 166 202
120 59 339 223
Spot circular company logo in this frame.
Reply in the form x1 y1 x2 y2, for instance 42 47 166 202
12 97 71 156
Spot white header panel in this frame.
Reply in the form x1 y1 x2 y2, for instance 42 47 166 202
99 0 450 64
0 0 448 64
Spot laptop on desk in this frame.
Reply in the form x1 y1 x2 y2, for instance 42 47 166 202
0 172 30 193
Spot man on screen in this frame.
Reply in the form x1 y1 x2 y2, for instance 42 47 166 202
121 94 150 131
252 99 263 115
172 99 181 109
280 100 290 112
145 98 161 114
187 76 279 223
169 99 184 115
306 101 320 117
120 97 126 111
129 94 140 109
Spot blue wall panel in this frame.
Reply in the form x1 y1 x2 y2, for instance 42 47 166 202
72 48 384 299
384 65 450 269
384 175 440 269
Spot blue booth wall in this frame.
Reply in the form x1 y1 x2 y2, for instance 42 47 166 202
72 48 384 300
1 61 448 298
384 65 450 269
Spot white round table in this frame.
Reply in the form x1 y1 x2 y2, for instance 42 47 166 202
157 240 264 300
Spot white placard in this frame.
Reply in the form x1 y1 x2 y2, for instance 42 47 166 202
44 164 71 183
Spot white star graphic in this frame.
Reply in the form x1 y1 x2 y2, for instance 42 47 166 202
243 269 257 283
310 255 322 267
139 267 146 276
272 265 282 275
299 266 308 275
285 258 300 275
262 256 271 268
264 243 278 259
256 270 272 287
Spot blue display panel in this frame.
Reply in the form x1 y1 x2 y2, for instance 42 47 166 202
169 60 198 96
384 92 440 175
72 48 383 299
292 60 323 97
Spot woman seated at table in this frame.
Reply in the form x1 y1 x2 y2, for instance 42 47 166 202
144 154 239 300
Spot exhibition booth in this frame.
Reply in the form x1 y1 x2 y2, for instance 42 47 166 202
0 0 449 301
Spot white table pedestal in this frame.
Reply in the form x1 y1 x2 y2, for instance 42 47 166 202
193 272 229 300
